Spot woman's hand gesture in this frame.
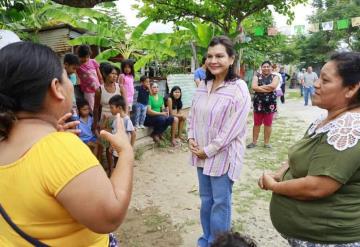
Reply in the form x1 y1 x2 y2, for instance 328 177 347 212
57 112 80 135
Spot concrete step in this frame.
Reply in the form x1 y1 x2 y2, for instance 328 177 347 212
134 136 155 152
135 127 153 140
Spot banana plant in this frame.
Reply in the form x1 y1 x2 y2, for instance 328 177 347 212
67 17 176 72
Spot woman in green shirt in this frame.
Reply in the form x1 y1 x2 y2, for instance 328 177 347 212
259 52 360 246
145 83 179 146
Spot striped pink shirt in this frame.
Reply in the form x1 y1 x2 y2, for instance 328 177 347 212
187 79 251 181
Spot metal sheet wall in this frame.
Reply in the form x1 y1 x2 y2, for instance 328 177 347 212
167 74 196 109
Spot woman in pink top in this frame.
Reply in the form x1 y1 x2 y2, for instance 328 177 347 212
187 36 251 247
76 45 104 111
119 59 135 112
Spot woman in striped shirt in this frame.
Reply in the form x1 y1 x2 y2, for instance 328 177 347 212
188 36 251 247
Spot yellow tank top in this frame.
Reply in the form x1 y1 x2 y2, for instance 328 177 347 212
0 132 109 246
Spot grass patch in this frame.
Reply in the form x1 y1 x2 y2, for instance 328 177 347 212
286 91 302 99
232 114 307 230
134 147 146 160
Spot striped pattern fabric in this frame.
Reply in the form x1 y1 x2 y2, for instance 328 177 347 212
187 79 251 181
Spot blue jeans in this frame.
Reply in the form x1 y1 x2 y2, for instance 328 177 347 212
144 115 174 135
197 168 233 247
304 86 314 106
134 103 147 126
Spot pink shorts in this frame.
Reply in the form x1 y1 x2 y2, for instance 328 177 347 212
254 112 274 126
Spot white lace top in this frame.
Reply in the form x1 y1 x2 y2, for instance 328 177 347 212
308 112 360 151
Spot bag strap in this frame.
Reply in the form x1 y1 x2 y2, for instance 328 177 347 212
0 204 49 247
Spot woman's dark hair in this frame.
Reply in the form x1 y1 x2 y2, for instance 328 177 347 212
211 231 257 247
0 41 63 140
261 60 272 67
100 62 116 81
64 53 80 65
330 52 360 105
121 59 135 77
140 75 148 83
201 56 207 66
169 86 183 110
205 36 238 84
109 95 126 111
77 45 92 58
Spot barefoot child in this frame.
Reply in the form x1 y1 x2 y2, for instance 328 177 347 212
77 100 99 156
109 95 136 165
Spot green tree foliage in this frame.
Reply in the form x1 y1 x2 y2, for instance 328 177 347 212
293 0 360 67
134 0 307 35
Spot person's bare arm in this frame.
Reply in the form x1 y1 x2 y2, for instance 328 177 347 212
130 130 136 147
96 67 104 84
194 79 201 87
261 174 342 201
146 105 166 117
118 76 128 109
252 76 272 93
92 88 101 131
260 75 280 91
56 114 134 233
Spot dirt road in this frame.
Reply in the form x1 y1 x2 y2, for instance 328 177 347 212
116 93 326 247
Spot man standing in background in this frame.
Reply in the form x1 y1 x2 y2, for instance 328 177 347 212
194 56 207 87
302 66 318 106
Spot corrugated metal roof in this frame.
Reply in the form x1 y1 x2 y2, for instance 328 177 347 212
38 28 72 54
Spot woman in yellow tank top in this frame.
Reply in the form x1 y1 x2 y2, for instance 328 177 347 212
0 42 134 246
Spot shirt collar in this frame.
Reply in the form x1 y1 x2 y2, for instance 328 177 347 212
206 80 226 94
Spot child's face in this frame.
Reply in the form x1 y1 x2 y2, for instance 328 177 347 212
173 89 181 99
110 105 122 116
79 56 90 64
79 105 90 117
64 63 78 74
142 78 150 88
123 65 132 75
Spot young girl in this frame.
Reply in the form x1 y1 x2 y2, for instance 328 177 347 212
77 100 98 156
119 59 135 113
165 86 187 141
93 62 125 174
109 95 136 166
76 45 104 111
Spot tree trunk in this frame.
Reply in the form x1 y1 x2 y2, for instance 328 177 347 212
51 0 114 8
190 41 198 70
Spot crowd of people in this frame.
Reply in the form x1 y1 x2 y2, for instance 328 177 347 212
0 31 360 247
61 45 187 173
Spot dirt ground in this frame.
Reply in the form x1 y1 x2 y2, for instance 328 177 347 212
115 90 326 247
